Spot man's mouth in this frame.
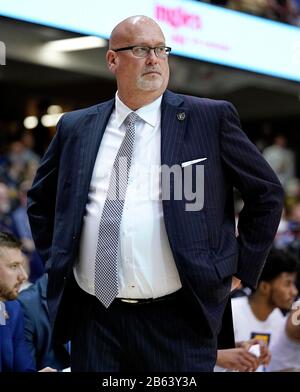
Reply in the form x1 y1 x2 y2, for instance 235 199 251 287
142 70 161 76
287 297 296 306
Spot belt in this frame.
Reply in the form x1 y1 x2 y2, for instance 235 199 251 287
115 290 180 305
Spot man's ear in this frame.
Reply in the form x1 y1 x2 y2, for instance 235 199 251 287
106 50 118 74
259 281 271 296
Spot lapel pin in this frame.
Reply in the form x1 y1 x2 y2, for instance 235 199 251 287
177 112 185 121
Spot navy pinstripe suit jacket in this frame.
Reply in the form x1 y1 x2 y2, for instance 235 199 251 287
27 90 284 340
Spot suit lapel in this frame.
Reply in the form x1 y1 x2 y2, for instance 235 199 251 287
161 90 188 223
161 90 188 167
74 99 115 233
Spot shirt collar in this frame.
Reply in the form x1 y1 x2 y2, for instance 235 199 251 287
115 93 162 129
0 300 7 325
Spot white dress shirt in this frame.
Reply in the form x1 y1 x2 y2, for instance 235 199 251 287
74 93 182 299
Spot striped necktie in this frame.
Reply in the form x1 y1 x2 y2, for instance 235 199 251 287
94 112 138 308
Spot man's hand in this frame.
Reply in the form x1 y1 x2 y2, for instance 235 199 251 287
217 348 260 372
238 338 271 366
231 276 241 292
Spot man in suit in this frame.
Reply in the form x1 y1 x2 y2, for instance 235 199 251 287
27 15 284 371
0 232 35 372
17 273 70 370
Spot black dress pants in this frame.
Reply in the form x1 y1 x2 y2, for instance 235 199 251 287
70 284 217 372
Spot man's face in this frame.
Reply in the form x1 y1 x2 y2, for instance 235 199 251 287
267 272 298 310
107 21 169 98
0 247 27 300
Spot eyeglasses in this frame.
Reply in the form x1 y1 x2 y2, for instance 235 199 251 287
112 46 171 59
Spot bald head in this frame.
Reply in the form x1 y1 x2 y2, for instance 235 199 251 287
109 16 165 49
106 15 169 110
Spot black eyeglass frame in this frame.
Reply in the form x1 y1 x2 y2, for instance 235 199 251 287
111 45 172 58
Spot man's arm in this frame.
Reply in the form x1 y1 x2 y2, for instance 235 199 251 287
220 102 284 288
12 302 36 372
216 348 259 372
27 118 62 265
17 296 37 368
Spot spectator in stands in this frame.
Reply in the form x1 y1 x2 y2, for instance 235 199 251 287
18 273 70 370
274 209 295 249
0 183 14 235
23 160 39 185
0 232 57 372
19 131 40 167
216 292 271 371
232 249 299 370
12 180 44 283
263 134 296 189
289 202 300 229
275 203 300 256
286 202 300 268
12 181 35 253
5 142 26 189
228 0 270 18
0 231 35 372
204 0 299 25
290 0 300 25
267 300 300 371
268 0 295 23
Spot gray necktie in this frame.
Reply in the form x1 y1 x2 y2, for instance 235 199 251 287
94 112 138 308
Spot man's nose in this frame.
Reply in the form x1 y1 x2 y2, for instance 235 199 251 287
291 284 298 298
145 49 158 64
19 266 28 282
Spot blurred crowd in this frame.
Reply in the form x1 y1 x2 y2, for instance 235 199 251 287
0 130 44 286
199 0 300 26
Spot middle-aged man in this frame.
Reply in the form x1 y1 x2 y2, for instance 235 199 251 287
27 15 284 371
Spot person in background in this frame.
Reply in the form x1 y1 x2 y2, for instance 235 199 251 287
0 232 56 372
216 293 271 371
0 231 35 372
267 300 300 371
12 180 44 283
0 183 14 235
263 134 295 189
232 249 299 370
18 273 70 370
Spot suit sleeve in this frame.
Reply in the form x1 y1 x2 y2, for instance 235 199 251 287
13 303 36 372
17 298 37 368
27 117 63 265
220 102 284 288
